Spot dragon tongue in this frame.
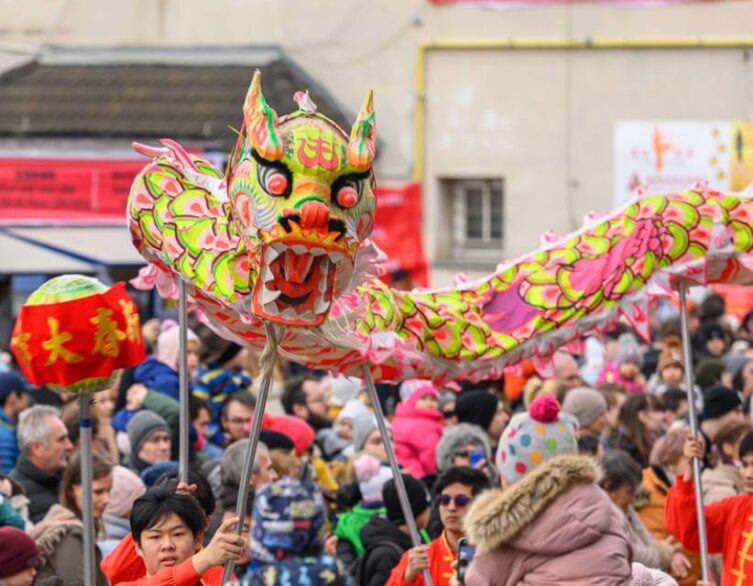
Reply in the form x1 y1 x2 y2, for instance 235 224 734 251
284 249 314 284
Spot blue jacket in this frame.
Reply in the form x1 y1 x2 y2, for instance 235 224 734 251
0 407 18 474
134 356 180 401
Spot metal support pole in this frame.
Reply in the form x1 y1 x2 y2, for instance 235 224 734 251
678 281 710 581
361 365 434 586
178 281 190 482
221 322 278 584
79 397 96 586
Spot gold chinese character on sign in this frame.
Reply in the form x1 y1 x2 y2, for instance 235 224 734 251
11 332 31 366
42 318 83 365
91 308 126 358
118 299 141 343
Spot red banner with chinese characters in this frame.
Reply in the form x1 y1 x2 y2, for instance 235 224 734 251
373 182 428 288
0 158 145 222
11 282 146 387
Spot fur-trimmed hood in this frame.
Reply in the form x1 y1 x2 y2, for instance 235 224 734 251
464 454 605 551
30 504 82 563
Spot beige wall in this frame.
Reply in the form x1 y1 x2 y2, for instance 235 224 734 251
3 0 753 286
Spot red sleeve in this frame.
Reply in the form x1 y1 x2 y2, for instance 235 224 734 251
114 558 201 586
385 550 422 586
665 475 730 554
101 533 146 585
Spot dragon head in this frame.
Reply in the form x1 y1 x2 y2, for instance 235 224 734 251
228 70 377 327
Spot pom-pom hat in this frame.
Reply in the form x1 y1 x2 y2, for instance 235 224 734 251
496 395 578 485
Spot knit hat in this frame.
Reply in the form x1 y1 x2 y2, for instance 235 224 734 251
105 465 146 518
335 400 370 426
399 379 438 403
616 333 643 367
435 423 492 472
259 429 295 452
701 385 742 421
455 391 499 432
354 453 393 505
156 321 199 370
437 392 457 413
561 387 608 428
0 526 39 579
703 322 726 342
383 474 431 524
253 478 326 558
496 395 578 484
127 410 169 462
262 415 314 456
141 461 179 487
352 413 380 452
695 358 727 389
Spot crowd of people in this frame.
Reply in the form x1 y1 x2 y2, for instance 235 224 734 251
1 293 753 585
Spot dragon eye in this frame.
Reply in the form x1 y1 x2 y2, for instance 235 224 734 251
333 181 361 209
257 162 291 198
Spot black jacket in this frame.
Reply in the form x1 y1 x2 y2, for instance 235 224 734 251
359 516 413 586
10 456 61 523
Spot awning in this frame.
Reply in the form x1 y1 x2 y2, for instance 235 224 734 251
1 226 145 268
0 231 97 274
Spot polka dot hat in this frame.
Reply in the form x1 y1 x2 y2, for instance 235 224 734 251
496 395 578 484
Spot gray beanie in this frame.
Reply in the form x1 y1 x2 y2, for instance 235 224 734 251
562 387 608 428
435 423 491 472
352 413 379 452
127 410 169 459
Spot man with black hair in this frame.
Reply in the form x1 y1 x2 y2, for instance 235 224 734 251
386 467 490 586
661 387 689 426
280 375 333 431
101 470 221 585
115 487 247 585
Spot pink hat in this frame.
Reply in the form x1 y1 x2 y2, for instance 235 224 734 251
105 465 146 518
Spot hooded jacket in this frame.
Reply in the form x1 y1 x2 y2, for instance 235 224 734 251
392 391 443 479
463 454 633 586
30 504 107 586
360 515 414 586
134 355 180 401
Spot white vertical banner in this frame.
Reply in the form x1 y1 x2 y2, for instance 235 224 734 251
613 121 731 206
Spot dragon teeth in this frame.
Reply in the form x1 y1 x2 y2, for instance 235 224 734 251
281 308 297 321
291 244 307 254
261 266 274 282
311 247 326 257
265 247 280 262
328 251 343 263
261 285 281 304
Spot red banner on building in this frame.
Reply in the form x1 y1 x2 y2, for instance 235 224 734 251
0 158 146 223
372 182 428 288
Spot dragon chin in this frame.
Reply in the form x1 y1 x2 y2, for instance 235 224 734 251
251 242 342 327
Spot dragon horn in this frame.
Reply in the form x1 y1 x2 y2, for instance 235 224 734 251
347 90 376 171
243 69 284 160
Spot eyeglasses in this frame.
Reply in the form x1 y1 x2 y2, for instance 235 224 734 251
438 494 472 507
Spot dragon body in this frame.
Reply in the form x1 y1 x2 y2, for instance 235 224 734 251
128 71 753 382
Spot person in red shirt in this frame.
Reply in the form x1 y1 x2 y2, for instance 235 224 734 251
386 466 490 586
115 486 247 586
665 431 753 586
102 473 229 585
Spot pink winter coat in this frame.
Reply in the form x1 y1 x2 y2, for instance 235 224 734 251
464 455 635 586
392 386 443 478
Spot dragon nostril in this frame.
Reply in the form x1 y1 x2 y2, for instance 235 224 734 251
299 201 330 231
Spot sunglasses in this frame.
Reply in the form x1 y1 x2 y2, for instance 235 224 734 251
438 494 472 507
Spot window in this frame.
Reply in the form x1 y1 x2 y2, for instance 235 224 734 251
443 178 504 260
